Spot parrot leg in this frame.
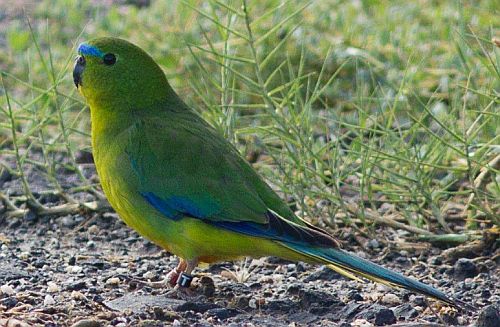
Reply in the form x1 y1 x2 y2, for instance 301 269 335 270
165 258 199 299
184 259 198 276
166 258 187 287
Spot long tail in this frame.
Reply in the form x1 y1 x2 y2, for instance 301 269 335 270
283 243 471 310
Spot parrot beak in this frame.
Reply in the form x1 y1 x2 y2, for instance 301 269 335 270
73 56 85 88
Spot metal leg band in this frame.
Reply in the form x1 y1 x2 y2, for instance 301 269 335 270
177 272 193 288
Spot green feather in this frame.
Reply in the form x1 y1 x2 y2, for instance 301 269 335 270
75 37 464 310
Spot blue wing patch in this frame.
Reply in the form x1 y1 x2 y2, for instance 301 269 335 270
141 192 219 220
210 211 331 246
142 192 336 247
142 192 183 220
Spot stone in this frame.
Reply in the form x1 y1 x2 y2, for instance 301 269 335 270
347 290 364 302
381 293 401 305
44 294 56 306
368 239 380 249
339 303 364 320
105 277 121 285
105 294 185 314
476 305 500 327
61 215 78 228
198 275 215 297
0 284 15 295
393 303 418 320
453 258 478 280
374 308 396 326
298 289 338 308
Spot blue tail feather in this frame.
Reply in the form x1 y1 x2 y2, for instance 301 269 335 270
285 243 468 309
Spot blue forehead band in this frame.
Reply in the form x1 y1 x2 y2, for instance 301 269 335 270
77 43 104 58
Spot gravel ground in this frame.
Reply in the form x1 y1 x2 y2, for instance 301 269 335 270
0 209 498 326
0 155 499 326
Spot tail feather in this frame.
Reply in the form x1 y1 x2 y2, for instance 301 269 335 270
282 243 472 310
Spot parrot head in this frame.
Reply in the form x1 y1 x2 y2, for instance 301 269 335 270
73 37 174 108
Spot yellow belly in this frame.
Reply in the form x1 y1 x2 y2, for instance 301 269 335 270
93 134 306 264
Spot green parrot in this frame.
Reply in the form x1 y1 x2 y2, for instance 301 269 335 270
73 37 462 308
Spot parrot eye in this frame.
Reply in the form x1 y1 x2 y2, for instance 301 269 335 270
103 53 117 66
76 56 85 65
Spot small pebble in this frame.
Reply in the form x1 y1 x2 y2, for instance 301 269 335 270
61 215 78 228
393 303 418 320
172 320 182 327
376 284 391 292
0 284 15 295
368 239 380 249
71 291 86 300
198 275 215 297
347 290 364 302
88 225 99 234
66 265 83 274
381 293 401 305
116 268 128 274
47 281 60 293
454 258 478 280
272 274 284 283
19 252 29 260
44 294 56 306
106 277 121 285
142 271 155 279
374 308 396 326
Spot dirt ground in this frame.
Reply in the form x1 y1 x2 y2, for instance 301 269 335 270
0 155 499 327
0 210 498 326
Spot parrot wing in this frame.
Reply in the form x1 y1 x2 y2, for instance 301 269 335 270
123 110 337 247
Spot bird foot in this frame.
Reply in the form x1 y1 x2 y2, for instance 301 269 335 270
166 269 181 287
166 259 189 286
